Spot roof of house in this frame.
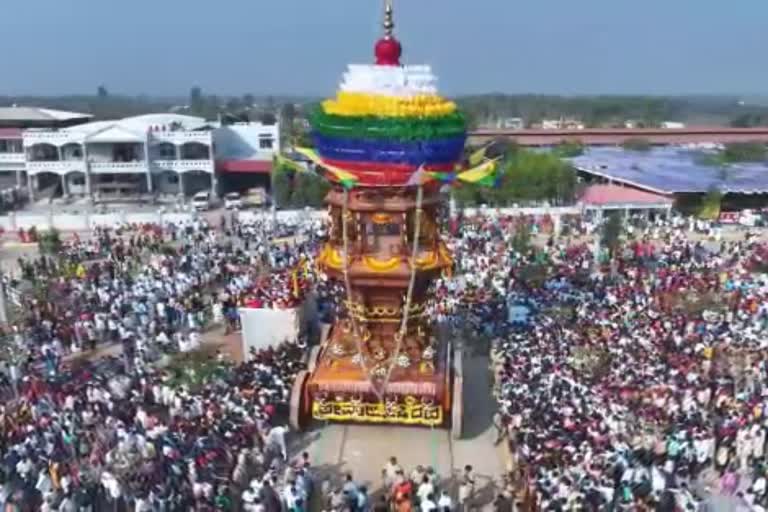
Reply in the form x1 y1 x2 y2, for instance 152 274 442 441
579 184 673 207
571 147 768 195
26 114 211 142
216 159 272 173
0 107 92 122
75 114 207 135
0 128 22 138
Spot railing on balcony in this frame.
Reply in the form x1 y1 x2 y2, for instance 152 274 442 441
0 153 25 163
151 131 212 144
23 132 74 142
153 159 214 173
90 161 147 171
26 161 86 173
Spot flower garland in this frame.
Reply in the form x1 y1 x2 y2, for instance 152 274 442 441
309 108 467 141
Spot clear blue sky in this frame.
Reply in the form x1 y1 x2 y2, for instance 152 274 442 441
3 0 768 97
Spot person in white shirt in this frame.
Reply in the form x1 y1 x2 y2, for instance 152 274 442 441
266 424 288 460
437 490 453 511
417 475 435 505
420 493 437 512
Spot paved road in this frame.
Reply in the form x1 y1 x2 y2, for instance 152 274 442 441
293 353 506 510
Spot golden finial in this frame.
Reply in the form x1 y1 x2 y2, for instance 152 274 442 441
383 1 394 38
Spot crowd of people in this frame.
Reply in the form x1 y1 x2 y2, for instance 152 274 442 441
0 215 330 511
5 218 319 373
1 206 767 511
444 213 768 510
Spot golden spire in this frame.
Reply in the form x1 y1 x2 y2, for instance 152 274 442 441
383 1 394 38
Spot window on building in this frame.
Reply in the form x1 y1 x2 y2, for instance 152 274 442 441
0 140 23 153
167 174 179 184
29 144 58 161
156 144 176 159
180 143 209 160
259 137 274 150
71 176 85 186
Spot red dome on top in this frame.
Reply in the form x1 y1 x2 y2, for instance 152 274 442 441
375 36 402 66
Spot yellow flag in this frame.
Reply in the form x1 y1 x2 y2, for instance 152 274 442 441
468 144 490 167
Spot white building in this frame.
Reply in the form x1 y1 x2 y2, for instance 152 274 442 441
0 107 92 190
496 117 524 130
21 113 279 200
540 118 584 130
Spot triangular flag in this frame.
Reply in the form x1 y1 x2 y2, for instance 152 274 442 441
467 143 491 167
456 158 500 186
425 171 456 184
406 165 432 186
275 153 312 174
294 147 359 188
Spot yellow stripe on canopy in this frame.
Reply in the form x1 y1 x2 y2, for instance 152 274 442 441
322 92 456 118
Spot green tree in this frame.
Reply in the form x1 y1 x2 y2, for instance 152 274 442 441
281 103 297 140
451 183 482 207
722 142 767 162
553 139 585 157
272 166 293 208
303 173 331 207
450 148 577 206
289 172 330 208
293 129 313 148
601 212 623 258
698 187 723 220
38 228 62 255
730 114 764 128
621 138 653 152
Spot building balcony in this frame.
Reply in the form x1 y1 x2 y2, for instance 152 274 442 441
0 153 25 164
151 131 213 145
89 161 147 174
23 131 74 144
26 160 86 174
153 159 214 173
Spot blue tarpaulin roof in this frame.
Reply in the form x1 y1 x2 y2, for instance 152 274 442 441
570 147 768 195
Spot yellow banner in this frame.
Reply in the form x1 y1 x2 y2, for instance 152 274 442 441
322 92 456 118
312 396 443 426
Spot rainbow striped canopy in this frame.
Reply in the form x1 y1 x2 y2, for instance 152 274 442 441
309 64 468 187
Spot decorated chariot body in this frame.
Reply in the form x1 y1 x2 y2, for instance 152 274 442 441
290 3 472 434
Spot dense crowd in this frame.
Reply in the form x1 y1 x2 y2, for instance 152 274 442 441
2 206 767 511
0 215 326 511
446 213 768 510
6 218 319 373
0 340 306 511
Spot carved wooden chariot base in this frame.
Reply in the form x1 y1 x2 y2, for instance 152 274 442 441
306 186 454 426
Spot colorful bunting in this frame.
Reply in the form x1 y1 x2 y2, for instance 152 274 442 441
456 158 500 186
467 143 491 167
294 147 359 189
274 153 312 174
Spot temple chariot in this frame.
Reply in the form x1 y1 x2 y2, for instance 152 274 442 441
289 2 467 436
